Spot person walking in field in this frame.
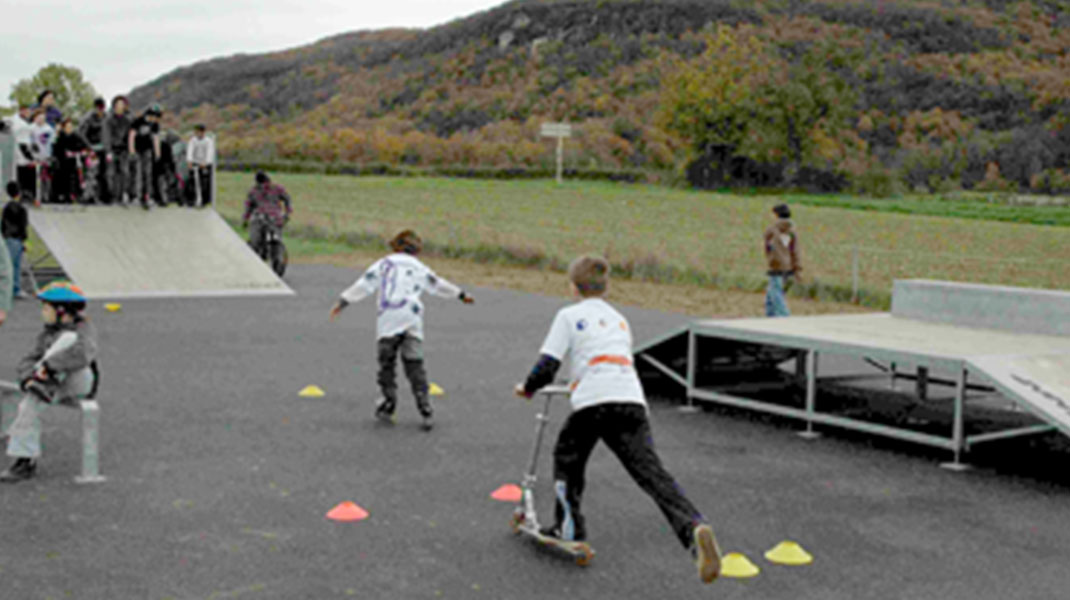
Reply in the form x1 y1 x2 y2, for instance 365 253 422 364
515 255 722 583
763 203 802 317
328 230 475 431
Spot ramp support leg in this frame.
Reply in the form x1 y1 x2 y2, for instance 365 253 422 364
75 400 106 484
680 328 699 413
916 367 929 401
940 368 970 472
798 349 821 440
889 362 897 391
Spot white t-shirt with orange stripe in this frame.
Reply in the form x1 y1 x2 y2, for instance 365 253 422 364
539 297 647 412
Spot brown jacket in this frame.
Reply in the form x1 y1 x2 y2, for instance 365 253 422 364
764 220 801 274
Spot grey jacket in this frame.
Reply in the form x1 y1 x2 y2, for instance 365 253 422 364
17 320 98 382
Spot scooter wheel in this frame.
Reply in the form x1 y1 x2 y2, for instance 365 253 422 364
576 547 594 567
509 511 524 534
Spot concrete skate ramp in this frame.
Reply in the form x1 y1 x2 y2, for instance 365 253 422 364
29 205 294 299
970 353 1070 437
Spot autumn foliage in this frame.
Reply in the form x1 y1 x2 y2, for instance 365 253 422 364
130 0 1070 195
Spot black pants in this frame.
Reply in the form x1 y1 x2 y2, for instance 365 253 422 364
552 403 705 548
186 166 212 206
16 165 35 201
376 333 431 417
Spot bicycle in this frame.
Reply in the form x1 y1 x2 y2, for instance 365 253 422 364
249 213 288 277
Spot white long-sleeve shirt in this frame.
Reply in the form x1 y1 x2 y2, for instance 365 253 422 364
340 253 462 340
3 115 34 166
186 134 215 166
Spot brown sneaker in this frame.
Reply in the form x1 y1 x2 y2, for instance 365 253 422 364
692 524 722 583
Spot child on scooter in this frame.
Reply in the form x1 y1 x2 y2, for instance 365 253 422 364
515 255 722 583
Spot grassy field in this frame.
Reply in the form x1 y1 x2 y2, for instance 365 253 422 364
217 173 1070 307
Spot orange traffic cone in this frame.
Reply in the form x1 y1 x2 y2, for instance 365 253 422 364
490 484 523 502
327 501 369 522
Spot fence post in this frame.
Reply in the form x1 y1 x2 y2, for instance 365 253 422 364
851 245 860 304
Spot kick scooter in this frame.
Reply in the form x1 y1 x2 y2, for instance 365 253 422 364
508 384 595 566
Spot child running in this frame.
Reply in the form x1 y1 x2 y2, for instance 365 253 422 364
515 255 722 583
1 282 99 483
329 230 474 431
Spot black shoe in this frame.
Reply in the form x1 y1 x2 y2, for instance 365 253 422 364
420 414 434 431
539 524 586 542
374 397 396 424
0 458 37 483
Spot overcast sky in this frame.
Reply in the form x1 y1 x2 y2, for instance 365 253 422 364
1 0 506 104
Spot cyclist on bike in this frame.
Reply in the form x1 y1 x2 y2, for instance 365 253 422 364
242 171 292 253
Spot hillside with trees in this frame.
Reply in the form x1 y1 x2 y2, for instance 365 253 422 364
129 0 1070 195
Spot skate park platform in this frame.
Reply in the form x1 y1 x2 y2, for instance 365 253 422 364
635 280 1070 468
27 205 293 299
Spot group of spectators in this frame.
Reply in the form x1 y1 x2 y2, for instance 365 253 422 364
1 90 216 210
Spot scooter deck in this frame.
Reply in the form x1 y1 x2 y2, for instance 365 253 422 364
511 515 595 566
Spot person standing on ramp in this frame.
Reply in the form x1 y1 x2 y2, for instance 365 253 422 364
328 230 474 431
515 255 722 583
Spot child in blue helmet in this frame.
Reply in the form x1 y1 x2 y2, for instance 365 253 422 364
1 281 99 483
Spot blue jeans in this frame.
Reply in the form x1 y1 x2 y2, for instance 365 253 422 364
765 274 790 317
4 237 22 296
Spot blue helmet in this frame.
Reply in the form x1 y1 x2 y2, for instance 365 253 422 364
37 281 87 304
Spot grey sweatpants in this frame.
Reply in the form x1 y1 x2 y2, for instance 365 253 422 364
6 367 95 459
376 332 431 417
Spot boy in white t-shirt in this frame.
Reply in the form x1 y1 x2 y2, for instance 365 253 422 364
515 255 722 584
329 230 474 430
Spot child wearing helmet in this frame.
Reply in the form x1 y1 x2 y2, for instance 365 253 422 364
1 281 99 483
328 230 475 431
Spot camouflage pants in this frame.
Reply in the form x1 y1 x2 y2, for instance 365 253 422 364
376 333 431 417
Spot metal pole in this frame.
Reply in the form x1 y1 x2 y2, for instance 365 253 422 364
799 349 821 439
851 246 860 304
555 136 564 185
680 327 699 413
75 400 106 484
941 367 970 472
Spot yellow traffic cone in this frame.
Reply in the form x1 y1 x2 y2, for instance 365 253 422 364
429 383 444 396
720 553 760 578
298 385 326 398
764 541 813 566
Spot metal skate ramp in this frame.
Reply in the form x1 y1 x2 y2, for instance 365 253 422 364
635 280 1070 467
28 205 293 299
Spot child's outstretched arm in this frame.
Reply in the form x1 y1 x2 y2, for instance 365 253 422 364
329 264 380 321
515 354 562 399
515 310 571 398
425 270 474 304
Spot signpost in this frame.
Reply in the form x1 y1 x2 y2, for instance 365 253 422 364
540 122 572 184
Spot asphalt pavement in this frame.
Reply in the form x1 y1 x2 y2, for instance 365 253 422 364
0 264 1068 600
